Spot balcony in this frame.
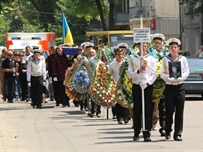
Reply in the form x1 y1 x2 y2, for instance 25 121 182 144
114 12 130 25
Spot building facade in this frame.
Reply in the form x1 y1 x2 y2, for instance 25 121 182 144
180 4 202 55
129 0 180 40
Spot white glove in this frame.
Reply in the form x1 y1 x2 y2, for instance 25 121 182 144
28 82 31 87
43 82 46 86
140 83 147 90
53 77 58 81
49 77 52 83
168 77 176 82
177 77 183 81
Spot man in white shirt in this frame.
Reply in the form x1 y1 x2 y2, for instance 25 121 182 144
24 46 33 61
117 43 128 56
109 48 129 124
128 42 157 142
27 48 46 109
160 38 189 141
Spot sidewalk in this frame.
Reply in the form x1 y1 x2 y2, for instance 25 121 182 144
0 98 203 152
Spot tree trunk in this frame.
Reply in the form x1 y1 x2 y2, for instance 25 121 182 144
109 1 115 30
94 0 107 31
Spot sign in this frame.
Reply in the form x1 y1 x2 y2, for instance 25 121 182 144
133 28 150 43
21 41 30 47
149 19 156 29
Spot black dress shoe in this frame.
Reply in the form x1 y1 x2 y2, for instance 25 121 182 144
31 103 35 108
36 106 42 109
118 121 123 124
55 103 59 106
173 135 182 141
159 129 166 136
165 133 171 140
124 120 129 124
144 137 151 142
133 136 139 141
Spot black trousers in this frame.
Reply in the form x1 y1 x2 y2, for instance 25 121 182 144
53 81 60 104
158 97 166 130
132 84 153 138
53 81 69 106
91 100 101 114
164 84 185 136
31 76 43 107
112 106 116 117
113 103 129 122
19 74 28 100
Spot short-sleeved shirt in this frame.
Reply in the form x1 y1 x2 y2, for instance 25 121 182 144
2 58 17 79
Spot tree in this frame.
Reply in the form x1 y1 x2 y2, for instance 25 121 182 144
28 0 57 31
57 0 112 31
0 16 10 45
95 0 107 30
179 0 203 16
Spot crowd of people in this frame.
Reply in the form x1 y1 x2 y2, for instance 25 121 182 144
0 33 190 142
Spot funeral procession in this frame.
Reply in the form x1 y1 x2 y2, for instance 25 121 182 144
0 0 203 151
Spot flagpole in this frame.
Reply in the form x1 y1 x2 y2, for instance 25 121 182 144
140 17 146 132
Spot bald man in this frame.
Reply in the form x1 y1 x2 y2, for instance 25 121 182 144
2 51 18 103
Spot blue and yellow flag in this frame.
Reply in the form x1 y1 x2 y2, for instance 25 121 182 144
62 12 74 44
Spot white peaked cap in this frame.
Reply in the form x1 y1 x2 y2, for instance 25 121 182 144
166 38 181 46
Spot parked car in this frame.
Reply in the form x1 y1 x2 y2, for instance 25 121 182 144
178 50 190 56
183 57 203 98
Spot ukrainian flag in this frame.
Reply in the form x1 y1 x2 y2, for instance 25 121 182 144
62 12 74 44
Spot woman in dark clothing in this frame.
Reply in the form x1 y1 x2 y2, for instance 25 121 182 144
18 53 28 101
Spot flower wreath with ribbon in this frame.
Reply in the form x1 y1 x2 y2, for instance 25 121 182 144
91 60 117 108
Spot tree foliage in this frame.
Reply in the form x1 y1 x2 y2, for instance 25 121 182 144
179 0 203 17
0 0 118 45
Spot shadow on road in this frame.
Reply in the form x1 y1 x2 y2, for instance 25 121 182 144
185 97 203 101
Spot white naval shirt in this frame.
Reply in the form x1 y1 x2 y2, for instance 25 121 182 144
160 55 189 83
26 57 46 82
128 54 157 85
108 58 123 83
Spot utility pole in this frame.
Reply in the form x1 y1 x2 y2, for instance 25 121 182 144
200 13 203 45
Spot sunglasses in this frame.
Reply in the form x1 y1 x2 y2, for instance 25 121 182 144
8 54 13 56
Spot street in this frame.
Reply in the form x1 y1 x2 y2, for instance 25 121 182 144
0 96 203 152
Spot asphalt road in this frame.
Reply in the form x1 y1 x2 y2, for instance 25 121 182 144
0 95 203 152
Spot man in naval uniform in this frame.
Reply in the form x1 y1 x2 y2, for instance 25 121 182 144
160 38 189 141
148 33 168 136
27 48 46 108
117 43 128 56
128 42 157 142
